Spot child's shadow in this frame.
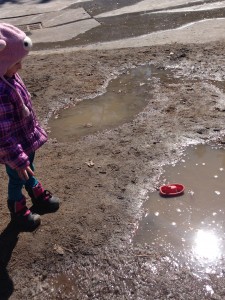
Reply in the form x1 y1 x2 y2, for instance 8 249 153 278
0 222 20 300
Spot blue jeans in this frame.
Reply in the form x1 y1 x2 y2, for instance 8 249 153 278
6 152 38 203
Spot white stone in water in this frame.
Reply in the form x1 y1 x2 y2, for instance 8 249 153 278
205 285 214 295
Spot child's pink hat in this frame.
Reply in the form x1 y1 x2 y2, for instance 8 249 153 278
0 23 32 76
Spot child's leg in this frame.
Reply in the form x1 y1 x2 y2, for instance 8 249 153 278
24 152 39 190
5 160 40 229
6 152 39 201
25 152 59 213
6 165 25 203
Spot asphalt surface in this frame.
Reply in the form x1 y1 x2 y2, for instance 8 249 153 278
1 0 225 50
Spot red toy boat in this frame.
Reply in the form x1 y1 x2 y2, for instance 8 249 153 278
159 183 185 197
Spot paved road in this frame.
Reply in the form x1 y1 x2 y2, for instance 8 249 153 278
0 0 225 50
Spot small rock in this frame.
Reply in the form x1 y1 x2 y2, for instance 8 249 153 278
85 160 95 167
53 244 65 255
84 123 93 128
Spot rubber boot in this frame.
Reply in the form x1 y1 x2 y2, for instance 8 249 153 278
26 182 59 213
8 196 40 230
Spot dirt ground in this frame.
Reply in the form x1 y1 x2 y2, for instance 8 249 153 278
1 41 225 299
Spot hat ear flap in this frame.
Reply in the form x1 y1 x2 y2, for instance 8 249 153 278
0 40 6 51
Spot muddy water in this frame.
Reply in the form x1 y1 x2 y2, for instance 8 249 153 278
49 65 180 141
134 143 225 276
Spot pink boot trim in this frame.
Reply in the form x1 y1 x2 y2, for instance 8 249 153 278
32 182 52 202
15 197 31 216
32 182 45 198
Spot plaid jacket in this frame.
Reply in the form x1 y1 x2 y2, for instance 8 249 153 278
0 73 47 169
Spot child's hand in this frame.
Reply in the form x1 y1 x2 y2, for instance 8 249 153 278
17 166 34 181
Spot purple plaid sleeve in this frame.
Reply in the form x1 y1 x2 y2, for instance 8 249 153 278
0 88 29 169
0 74 47 169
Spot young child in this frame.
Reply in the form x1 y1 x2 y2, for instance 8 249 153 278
0 23 59 230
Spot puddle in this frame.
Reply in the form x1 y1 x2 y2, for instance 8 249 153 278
133 143 225 276
49 65 181 142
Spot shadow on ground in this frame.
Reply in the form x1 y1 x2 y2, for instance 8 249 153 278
0 222 20 300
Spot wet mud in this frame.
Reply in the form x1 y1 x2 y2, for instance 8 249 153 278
49 65 183 141
0 42 224 299
49 65 153 141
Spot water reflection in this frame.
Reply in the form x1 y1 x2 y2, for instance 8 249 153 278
133 143 225 276
193 229 221 261
49 65 178 141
